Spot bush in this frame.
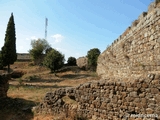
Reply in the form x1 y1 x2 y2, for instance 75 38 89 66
29 39 50 65
43 48 65 73
67 57 77 66
156 0 160 5
25 75 40 81
0 53 3 70
87 48 101 71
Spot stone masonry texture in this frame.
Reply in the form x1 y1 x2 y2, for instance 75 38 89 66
36 77 160 120
0 74 10 98
35 1 160 120
76 56 88 70
97 1 160 80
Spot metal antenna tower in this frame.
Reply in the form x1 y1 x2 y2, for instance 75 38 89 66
45 17 48 40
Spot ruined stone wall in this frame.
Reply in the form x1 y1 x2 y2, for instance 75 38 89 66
97 1 160 79
76 57 88 70
35 1 160 120
0 74 10 98
36 76 160 120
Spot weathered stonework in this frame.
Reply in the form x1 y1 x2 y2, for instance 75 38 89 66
76 57 88 70
0 74 10 98
35 77 160 120
35 1 160 120
97 1 160 80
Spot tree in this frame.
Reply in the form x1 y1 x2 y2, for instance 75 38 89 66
0 52 3 69
1 13 17 73
29 38 50 65
45 47 53 54
156 0 160 5
87 48 101 71
43 48 65 74
67 56 77 66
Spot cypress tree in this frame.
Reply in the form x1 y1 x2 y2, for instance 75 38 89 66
1 13 17 73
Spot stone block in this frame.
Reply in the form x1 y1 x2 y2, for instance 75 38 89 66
130 92 137 97
157 37 160 43
155 94 160 103
148 98 156 104
142 83 149 88
148 103 156 109
146 108 154 114
111 96 118 103
135 107 141 113
134 98 140 102
127 88 134 92
135 103 146 108
121 92 127 98
100 102 107 109
151 88 159 94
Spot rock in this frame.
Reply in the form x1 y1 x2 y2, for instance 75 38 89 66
146 108 154 114
0 74 10 98
76 57 88 70
147 73 155 80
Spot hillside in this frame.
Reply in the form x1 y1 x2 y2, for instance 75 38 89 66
0 61 99 120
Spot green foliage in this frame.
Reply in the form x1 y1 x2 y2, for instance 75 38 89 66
18 78 23 85
0 52 3 69
45 47 53 54
25 75 40 81
87 48 101 71
67 56 77 66
156 0 160 5
1 13 17 73
89 72 98 77
43 48 65 73
29 39 50 65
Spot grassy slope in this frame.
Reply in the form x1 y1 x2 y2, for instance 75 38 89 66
0 62 99 120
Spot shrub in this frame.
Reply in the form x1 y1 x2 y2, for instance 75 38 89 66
156 0 160 5
87 48 101 71
43 48 65 74
67 57 77 66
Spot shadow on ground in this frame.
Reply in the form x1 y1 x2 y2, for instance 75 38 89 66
0 97 37 120
25 78 64 84
60 74 91 79
9 84 71 89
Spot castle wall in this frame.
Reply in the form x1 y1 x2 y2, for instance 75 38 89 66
97 2 160 80
35 1 160 120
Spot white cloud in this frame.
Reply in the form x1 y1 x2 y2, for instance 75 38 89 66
55 47 68 52
51 34 64 43
26 36 38 41
31 36 38 40
25 38 30 41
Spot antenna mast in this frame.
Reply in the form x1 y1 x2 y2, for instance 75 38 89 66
45 17 48 40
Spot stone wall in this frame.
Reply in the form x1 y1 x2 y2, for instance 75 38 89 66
76 57 88 70
35 75 160 120
97 1 160 80
35 1 160 120
0 74 10 98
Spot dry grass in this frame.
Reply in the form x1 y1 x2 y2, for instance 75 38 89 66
1 61 99 120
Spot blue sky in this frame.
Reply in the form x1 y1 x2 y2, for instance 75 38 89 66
0 0 154 60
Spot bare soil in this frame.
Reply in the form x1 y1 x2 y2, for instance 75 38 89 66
0 62 100 120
